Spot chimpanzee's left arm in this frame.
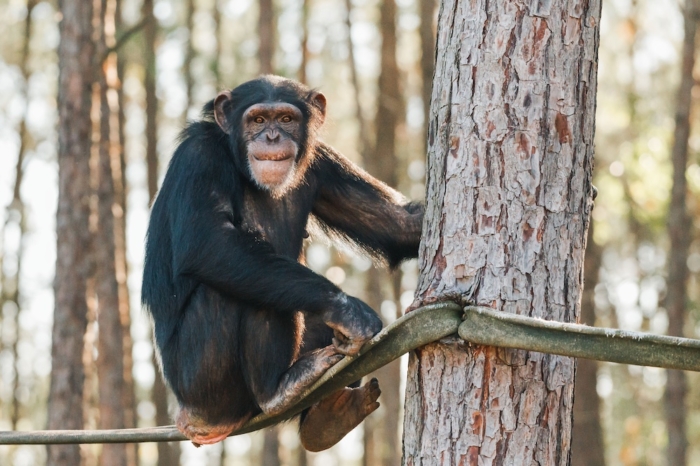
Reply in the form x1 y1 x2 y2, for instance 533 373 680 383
311 142 424 267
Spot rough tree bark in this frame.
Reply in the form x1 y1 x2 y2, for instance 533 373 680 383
47 0 95 463
402 0 601 464
663 0 697 464
571 224 605 466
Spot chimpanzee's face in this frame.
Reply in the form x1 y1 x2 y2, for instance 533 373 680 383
213 86 326 198
241 102 303 194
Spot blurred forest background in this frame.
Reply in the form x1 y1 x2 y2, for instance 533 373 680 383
0 0 700 465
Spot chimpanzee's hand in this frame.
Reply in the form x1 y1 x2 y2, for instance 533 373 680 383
323 294 383 356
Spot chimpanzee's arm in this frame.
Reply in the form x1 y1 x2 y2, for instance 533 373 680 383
311 142 424 267
171 187 381 350
171 188 338 316
165 140 381 348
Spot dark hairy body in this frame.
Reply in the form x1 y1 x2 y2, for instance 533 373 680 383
142 76 423 450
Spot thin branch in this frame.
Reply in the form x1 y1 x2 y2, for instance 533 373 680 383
102 17 149 62
460 306 700 371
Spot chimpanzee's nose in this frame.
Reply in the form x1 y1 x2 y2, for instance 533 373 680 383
266 130 280 142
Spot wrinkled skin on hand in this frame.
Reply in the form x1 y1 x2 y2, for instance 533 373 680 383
323 294 383 356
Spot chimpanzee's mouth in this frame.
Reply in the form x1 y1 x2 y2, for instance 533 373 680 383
253 152 294 162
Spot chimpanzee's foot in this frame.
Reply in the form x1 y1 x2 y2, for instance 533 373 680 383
299 378 381 452
176 407 249 447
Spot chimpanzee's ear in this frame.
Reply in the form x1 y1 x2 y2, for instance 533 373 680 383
214 91 232 133
309 92 326 124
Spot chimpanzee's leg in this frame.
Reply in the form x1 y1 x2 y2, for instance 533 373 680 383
164 287 257 445
241 308 344 416
297 313 382 452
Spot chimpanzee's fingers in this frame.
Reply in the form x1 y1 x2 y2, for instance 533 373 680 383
332 337 364 356
333 329 350 344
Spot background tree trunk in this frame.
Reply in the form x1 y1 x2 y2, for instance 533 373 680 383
344 0 370 156
571 224 605 466
419 0 436 157
184 0 195 117
357 1 403 464
262 428 281 466
258 0 275 74
402 0 601 464
113 6 137 464
143 0 159 206
258 1 280 462
95 1 127 464
663 0 697 464
141 4 181 463
4 0 36 433
298 0 309 84
47 0 96 463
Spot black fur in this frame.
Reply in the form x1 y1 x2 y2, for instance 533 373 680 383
142 76 423 427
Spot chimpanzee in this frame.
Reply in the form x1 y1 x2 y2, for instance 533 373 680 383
142 75 424 451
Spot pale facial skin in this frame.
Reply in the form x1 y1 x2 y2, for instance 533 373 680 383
214 91 326 196
241 102 303 193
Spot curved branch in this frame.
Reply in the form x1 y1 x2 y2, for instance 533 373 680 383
5 302 700 445
0 302 463 445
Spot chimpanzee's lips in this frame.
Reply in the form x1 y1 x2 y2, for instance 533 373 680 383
253 152 294 162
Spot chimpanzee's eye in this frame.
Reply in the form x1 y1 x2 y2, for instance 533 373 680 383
254 116 265 124
281 115 292 123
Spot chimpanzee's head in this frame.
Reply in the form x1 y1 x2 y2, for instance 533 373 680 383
213 76 326 197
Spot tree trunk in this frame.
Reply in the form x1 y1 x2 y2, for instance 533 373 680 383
184 0 195 117
142 4 181 463
96 63 128 466
663 0 696 464
213 0 223 88
344 0 370 156
262 428 281 466
297 444 308 466
48 0 95 463
113 7 137 463
5 0 36 432
142 3 179 462
258 0 275 74
571 224 605 466
298 0 309 84
357 1 403 464
95 1 129 464
257 2 280 462
143 0 159 207
402 1 601 464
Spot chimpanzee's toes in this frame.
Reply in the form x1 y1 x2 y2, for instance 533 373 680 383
299 379 382 452
362 378 381 414
317 345 345 367
175 407 241 446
